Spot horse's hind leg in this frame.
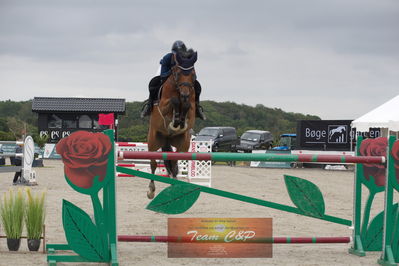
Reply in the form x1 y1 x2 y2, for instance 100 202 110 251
162 144 179 179
147 180 155 199
147 159 157 199
170 160 178 178
147 133 161 199
170 134 190 180
164 159 178 179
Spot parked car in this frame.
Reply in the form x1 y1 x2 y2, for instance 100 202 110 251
195 127 238 152
0 145 4 165
272 133 297 151
236 130 274 153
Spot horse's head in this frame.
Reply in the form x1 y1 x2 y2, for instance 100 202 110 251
171 50 198 103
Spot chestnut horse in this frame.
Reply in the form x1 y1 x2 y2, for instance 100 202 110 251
146 50 198 199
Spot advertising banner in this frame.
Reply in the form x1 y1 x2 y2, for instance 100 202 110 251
297 120 381 151
168 218 272 258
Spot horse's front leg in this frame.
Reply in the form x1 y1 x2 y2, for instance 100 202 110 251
147 159 157 199
179 100 191 129
170 97 181 128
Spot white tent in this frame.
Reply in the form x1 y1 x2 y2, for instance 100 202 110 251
351 95 399 133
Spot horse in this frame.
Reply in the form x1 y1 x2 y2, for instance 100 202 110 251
146 50 198 199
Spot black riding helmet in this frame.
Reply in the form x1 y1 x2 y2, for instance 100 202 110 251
171 40 186 53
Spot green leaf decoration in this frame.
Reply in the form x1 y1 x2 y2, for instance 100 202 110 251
62 200 108 261
146 184 201 214
284 175 325 218
364 203 398 251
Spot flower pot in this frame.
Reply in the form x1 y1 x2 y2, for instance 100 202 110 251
27 238 41 251
33 159 44 167
7 238 21 251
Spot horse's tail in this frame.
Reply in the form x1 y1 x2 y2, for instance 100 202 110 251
162 144 179 178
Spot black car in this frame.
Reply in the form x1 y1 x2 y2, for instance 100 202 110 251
195 127 238 152
237 130 273 152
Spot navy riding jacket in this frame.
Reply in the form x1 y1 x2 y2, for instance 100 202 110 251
159 53 175 78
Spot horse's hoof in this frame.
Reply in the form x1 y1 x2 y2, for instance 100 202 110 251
147 191 155 199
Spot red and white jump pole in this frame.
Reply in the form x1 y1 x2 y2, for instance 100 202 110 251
118 235 351 244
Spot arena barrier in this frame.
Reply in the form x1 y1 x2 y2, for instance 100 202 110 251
116 141 212 187
46 130 399 265
0 136 37 185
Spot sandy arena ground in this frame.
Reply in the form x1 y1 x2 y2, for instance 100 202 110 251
0 160 386 265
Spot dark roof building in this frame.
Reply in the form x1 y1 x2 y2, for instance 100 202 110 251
32 97 126 114
32 97 126 143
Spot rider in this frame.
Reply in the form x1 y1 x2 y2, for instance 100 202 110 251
140 40 206 120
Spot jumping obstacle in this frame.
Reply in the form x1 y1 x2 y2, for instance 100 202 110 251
118 151 385 164
118 235 351 244
0 136 37 185
117 165 351 225
47 130 399 265
116 141 212 187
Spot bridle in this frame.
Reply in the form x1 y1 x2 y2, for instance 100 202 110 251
171 61 196 93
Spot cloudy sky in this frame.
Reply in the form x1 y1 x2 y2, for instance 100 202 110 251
0 0 398 119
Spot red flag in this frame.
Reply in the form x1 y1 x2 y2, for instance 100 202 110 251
98 113 115 126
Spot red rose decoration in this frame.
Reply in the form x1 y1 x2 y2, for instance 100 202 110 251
391 141 399 182
56 131 112 189
359 137 387 187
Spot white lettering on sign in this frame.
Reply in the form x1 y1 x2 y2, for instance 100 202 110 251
186 230 256 243
187 230 219 241
40 131 49 138
51 131 60 140
351 129 381 139
305 128 326 140
62 131 71 138
369 130 381 138
224 231 256 242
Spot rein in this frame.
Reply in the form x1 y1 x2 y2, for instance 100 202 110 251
157 105 168 130
172 65 195 91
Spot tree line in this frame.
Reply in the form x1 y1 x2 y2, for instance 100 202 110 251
113 101 321 142
0 100 320 143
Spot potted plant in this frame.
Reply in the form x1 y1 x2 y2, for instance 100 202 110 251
25 188 46 251
0 188 25 251
32 134 48 167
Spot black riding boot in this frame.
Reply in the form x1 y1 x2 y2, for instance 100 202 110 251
194 80 206 120
140 99 154 118
141 76 162 118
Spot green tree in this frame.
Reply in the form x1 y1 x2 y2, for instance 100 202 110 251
0 131 15 141
6 117 26 139
0 99 320 143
